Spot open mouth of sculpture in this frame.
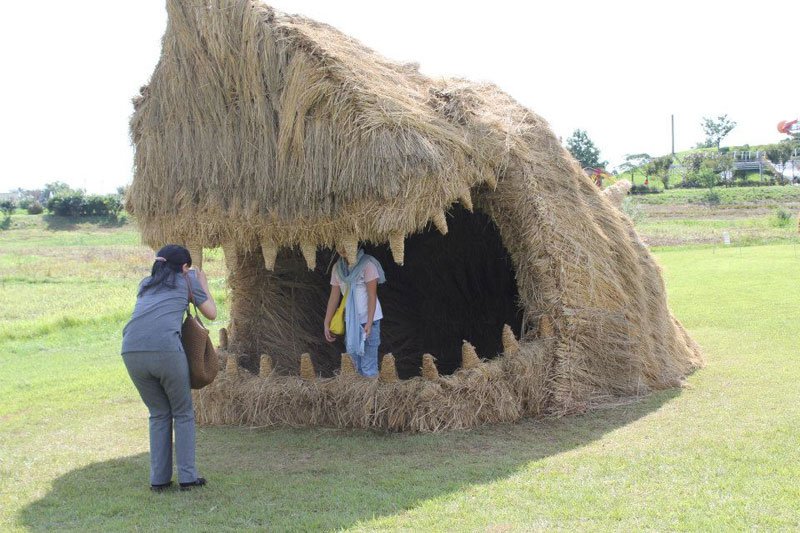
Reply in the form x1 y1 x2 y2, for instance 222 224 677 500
225 205 524 379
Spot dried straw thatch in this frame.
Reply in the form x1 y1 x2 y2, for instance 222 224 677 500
129 0 703 431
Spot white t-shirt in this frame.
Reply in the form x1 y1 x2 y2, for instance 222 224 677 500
331 261 383 325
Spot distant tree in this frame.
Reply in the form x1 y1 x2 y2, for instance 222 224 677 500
619 153 652 183
0 199 16 218
699 115 737 149
43 181 73 200
566 129 607 169
646 155 674 189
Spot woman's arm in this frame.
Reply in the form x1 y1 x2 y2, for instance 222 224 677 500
364 279 377 336
324 284 341 342
194 270 217 320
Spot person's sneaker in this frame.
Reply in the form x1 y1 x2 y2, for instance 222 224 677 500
179 477 207 491
150 481 172 492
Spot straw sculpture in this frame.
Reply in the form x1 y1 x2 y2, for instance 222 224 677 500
129 0 703 431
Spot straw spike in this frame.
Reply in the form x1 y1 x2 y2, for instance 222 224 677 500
261 238 278 271
461 340 481 369
458 188 474 212
187 244 203 270
225 354 239 376
259 354 273 377
299 241 317 270
389 232 405 266
340 353 357 376
222 243 237 269
341 236 359 267
485 174 498 189
538 315 555 338
421 353 439 380
379 353 399 382
300 353 316 381
502 324 520 354
219 327 229 350
431 211 448 235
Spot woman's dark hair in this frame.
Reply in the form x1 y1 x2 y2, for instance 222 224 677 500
138 244 192 296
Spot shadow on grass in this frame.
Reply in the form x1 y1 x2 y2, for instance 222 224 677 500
43 214 129 231
0 217 10 230
20 391 678 531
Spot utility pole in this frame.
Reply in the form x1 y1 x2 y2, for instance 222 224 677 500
671 114 675 156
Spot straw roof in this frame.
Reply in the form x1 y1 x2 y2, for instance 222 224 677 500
130 0 703 430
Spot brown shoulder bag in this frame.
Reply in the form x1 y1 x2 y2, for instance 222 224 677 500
182 273 218 389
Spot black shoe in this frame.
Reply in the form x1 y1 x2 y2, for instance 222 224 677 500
150 481 172 492
179 477 207 491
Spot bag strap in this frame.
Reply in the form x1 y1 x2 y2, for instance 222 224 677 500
183 272 198 317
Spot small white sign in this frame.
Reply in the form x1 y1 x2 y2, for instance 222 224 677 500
722 231 731 245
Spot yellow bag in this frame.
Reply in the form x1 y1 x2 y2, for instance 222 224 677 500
330 285 349 336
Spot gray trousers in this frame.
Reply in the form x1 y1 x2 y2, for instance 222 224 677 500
122 351 197 485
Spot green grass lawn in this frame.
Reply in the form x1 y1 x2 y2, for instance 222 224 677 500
629 184 800 206
2 220 799 530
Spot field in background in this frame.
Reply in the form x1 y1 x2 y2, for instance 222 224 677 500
1 208 799 530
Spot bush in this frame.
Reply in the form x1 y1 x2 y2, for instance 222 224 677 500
773 208 792 227
0 200 15 217
47 192 86 217
702 190 721 206
27 201 44 215
630 184 661 194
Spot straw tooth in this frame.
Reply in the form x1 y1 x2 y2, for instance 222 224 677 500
421 353 439 380
219 327 229 350
187 244 203 270
222 243 237 269
300 353 316 381
259 354 273 377
502 324 520 354
458 188 473 212
431 211 448 235
340 353 356 376
485 174 498 189
461 340 481 369
379 353 399 382
340 236 358 267
389 232 405 266
299 241 317 270
538 315 555 338
225 354 239 376
261 238 278 271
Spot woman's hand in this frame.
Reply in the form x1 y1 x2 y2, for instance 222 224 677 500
363 322 372 337
324 323 336 342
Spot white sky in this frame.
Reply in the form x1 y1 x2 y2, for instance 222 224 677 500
1 0 797 194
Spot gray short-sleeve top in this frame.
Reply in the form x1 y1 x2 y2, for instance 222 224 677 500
121 270 208 354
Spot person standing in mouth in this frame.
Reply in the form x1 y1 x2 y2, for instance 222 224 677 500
323 247 386 377
121 244 217 492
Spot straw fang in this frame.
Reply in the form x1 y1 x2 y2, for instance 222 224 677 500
261 238 278 271
259 354 273 377
225 354 239 376
187 244 203 270
389 232 405 266
461 341 481 369
538 315 555 338
340 236 358 267
300 353 316 381
219 327 229 350
300 241 317 270
502 324 520 354
379 353 400 382
340 353 356 376
421 353 439 380
431 211 448 235
458 188 473 212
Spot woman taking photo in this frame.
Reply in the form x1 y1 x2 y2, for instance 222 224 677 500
121 244 216 492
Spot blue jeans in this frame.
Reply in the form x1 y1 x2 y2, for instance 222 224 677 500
122 351 198 485
356 320 380 377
